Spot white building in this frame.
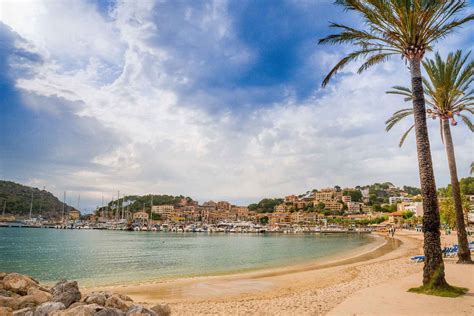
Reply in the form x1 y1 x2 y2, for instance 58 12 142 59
397 202 423 217
389 196 413 205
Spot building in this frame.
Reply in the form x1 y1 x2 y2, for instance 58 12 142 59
133 211 149 221
342 195 351 203
347 202 361 213
274 204 286 212
324 200 343 212
314 189 335 201
285 195 298 203
389 196 413 205
217 201 231 211
69 210 81 220
151 205 174 218
397 202 423 217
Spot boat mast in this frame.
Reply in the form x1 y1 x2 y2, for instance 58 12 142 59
38 186 45 217
116 190 120 221
2 199 6 218
29 190 34 219
62 191 66 226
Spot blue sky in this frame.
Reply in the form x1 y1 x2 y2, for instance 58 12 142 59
0 0 473 212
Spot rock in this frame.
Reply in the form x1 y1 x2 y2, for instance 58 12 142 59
3 274 39 295
0 273 7 281
26 290 52 305
105 295 133 312
114 294 132 303
50 304 125 316
126 305 157 316
0 297 14 308
83 293 107 306
12 296 37 310
0 290 15 298
51 280 81 308
67 302 85 309
0 307 13 316
94 307 125 316
150 304 170 316
33 302 65 316
12 307 34 316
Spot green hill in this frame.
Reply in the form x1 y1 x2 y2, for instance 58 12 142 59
0 180 75 220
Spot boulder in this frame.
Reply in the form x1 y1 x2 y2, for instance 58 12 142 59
26 289 52 305
150 304 170 316
83 293 107 306
67 302 85 309
94 307 125 316
126 305 157 316
11 296 37 310
50 304 125 316
0 297 14 309
51 281 81 308
12 307 34 316
114 294 132 303
0 307 13 316
33 302 65 316
0 290 16 298
0 273 7 281
3 274 38 295
105 295 133 312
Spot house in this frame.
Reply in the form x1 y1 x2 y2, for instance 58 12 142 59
397 202 423 217
133 211 149 221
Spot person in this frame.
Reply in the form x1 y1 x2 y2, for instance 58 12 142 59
392 227 396 237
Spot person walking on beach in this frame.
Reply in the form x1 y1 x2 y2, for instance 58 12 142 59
391 227 396 237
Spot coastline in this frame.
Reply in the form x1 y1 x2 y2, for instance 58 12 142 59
86 232 414 314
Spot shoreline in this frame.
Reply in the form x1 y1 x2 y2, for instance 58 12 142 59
87 233 403 304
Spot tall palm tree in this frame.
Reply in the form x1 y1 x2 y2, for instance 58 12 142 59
318 0 473 288
386 50 473 264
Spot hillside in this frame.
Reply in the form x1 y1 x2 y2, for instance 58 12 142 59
0 180 75 219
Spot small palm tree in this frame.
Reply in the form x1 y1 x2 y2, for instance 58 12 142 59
319 0 473 289
386 50 473 263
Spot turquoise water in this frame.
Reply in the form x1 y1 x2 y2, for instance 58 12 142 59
0 228 373 286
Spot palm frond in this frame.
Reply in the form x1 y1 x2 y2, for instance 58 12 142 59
399 124 415 147
460 114 474 132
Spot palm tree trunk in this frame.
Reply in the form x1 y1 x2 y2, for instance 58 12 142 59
441 118 472 263
410 59 447 287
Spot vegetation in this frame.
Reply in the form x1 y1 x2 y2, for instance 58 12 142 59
248 198 284 213
386 51 473 263
409 285 468 298
106 194 194 214
0 180 74 219
342 189 362 202
319 0 473 288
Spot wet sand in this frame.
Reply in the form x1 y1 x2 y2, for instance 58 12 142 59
87 232 422 315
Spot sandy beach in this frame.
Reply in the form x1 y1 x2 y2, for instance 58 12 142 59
85 230 474 315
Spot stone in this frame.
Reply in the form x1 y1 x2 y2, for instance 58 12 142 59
150 304 170 316
12 296 37 310
67 302 85 309
83 293 107 306
126 305 157 316
33 302 65 316
0 307 13 316
51 280 81 308
2 274 38 296
95 307 125 316
0 290 15 298
12 307 34 316
0 297 14 309
0 273 7 281
26 290 52 305
114 294 132 303
105 295 132 312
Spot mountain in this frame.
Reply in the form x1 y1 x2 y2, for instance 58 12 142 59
0 180 75 219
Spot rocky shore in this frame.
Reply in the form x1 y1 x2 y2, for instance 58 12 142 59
0 273 171 316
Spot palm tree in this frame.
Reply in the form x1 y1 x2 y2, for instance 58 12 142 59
318 0 473 289
386 50 473 264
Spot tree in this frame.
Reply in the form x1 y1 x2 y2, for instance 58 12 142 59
385 51 473 263
439 194 470 230
319 0 473 289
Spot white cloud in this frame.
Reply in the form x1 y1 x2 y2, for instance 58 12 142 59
1 0 472 211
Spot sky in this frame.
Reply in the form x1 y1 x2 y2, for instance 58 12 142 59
0 0 473 213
